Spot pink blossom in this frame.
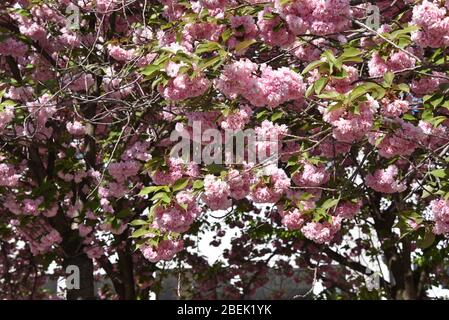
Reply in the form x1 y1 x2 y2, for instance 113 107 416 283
219 61 302 110
141 239 184 262
66 121 86 136
63 73 95 92
122 141 152 161
274 0 351 36
96 0 118 14
202 175 232 210
58 28 81 48
107 44 136 62
411 0 449 48
220 105 253 131
0 106 14 132
323 94 378 142
368 51 416 78
292 40 323 62
159 0 185 21
23 197 44 216
154 197 201 233
215 58 259 100
292 162 330 187
251 164 291 203
368 120 424 158
228 15 258 52
0 38 28 58
108 160 141 182
26 94 57 127
227 168 252 200
19 21 47 41
255 65 306 108
430 199 449 235
151 158 199 185
159 73 210 101
79 225 93 237
5 86 34 102
313 138 351 158
257 7 296 47
381 99 410 117
411 72 448 96
84 246 104 260
329 65 358 93
279 202 314 230
365 165 406 194
418 120 448 150
301 216 342 244
0 163 21 187
183 22 225 44
334 200 362 219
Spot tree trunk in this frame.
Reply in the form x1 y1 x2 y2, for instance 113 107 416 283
64 253 95 300
117 232 136 300
371 194 419 300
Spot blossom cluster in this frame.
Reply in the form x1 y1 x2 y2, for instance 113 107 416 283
215 59 306 108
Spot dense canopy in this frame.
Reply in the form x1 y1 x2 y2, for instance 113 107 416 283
1 0 449 300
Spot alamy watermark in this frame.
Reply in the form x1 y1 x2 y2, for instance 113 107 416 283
366 5 380 30
66 265 80 290
65 3 80 31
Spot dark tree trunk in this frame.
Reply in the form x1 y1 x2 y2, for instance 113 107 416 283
117 231 136 300
371 193 420 300
64 253 95 300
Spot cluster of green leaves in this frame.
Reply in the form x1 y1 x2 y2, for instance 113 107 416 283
374 25 419 58
421 84 449 127
395 210 435 249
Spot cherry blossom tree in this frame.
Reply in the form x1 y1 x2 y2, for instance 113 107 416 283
1 0 449 300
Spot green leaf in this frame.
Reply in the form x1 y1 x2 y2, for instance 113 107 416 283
417 229 435 249
256 109 268 120
206 163 226 174
131 228 150 238
235 39 257 52
383 72 394 87
302 60 325 75
430 94 444 108
200 55 222 70
337 47 362 64
402 113 416 121
139 185 170 196
314 77 329 95
117 208 132 219
322 50 341 70
305 83 315 98
140 63 164 78
374 135 385 147
129 219 148 226
195 41 222 54
430 169 447 178
395 83 410 93
279 0 291 5
271 110 284 122
316 91 342 100
172 177 190 192
193 180 204 190
339 47 361 58
151 191 171 203
321 198 339 210
221 28 232 42
0 100 17 111
428 116 447 127
286 155 299 167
